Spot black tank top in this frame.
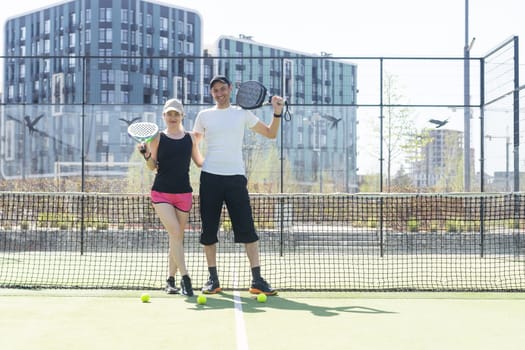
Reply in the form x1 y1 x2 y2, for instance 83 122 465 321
151 132 193 193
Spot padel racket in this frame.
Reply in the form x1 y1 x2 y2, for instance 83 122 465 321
127 121 159 154
236 80 273 110
235 80 292 121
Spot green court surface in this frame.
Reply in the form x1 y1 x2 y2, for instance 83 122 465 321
1 290 524 350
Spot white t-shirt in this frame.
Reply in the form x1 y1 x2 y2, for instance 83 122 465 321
193 105 259 176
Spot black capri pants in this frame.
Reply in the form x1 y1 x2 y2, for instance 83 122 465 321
199 171 259 245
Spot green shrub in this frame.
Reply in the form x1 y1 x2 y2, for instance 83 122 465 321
37 212 76 228
407 218 419 232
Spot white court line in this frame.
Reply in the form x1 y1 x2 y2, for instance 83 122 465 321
233 271 249 350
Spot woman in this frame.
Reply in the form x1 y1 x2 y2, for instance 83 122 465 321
139 98 203 296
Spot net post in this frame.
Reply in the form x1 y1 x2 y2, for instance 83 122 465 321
480 195 485 258
379 195 384 257
80 193 85 255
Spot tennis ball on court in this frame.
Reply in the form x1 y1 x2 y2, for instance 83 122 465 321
141 293 151 303
257 294 267 303
197 295 207 305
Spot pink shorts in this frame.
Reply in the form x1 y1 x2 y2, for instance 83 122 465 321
151 191 192 212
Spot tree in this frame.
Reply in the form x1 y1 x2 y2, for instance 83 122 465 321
433 131 464 192
380 72 418 192
391 165 417 192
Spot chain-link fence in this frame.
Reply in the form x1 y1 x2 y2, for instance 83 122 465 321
0 39 522 193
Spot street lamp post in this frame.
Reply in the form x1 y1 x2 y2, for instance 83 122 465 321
464 0 476 192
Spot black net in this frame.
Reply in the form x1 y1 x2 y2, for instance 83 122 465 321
1 192 524 291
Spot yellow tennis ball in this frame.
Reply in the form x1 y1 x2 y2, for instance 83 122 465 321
197 295 207 305
141 293 151 303
257 293 267 303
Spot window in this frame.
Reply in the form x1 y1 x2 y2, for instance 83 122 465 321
204 65 211 79
152 75 158 89
44 20 50 34
99 28 112 43
121 29 128 44
121 70 129 84
100 90 115 103
184 61 194 75
144 58 152 70
160 17 168 31
68 54 75 69
100 8 112 22
160 37 168 50
121 9 128 23
43 59 50 73
236 52 243 65
121 49 129 65
185 42 194 55
99 49 112 64
100 70 114 84
85 9 91 23
160 76 167 90
69 32 75 48
159 58 168 71
144 75 152 88
131 52 140 66
20 27 26 40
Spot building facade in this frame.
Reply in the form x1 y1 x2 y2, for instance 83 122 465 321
2 0 202 179
411 129 469 191
3 0 202 105
205 35 359 192
1 4 358 192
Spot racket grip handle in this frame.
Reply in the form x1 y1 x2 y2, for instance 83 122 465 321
139 143 147 154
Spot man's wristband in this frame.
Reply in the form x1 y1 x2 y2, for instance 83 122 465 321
273 113 282 118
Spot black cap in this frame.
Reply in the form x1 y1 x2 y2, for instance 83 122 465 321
209 75 231 88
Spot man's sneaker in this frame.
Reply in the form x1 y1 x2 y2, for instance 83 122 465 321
202 277 222 294
180 275 194 296
165 277 180 294
249 278 278 296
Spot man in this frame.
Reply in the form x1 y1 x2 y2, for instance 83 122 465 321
193 75 284 296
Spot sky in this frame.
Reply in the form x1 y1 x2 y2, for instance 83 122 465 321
2 0 523 64
1 0 524 175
